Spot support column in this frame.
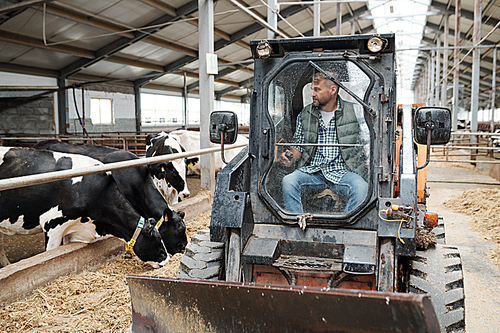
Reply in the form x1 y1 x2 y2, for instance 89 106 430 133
435 37 441 105
442 14 449 107
313 0 321 37
336 3 342 35
183 71 188 129
491 48 497 132
351 19 355 35
199 0 216 192
470 0 481 143
267 0 277 39
430 48 435 106
134 85 141 134
427 56 432 105
452 0 461 131
57 77 67 135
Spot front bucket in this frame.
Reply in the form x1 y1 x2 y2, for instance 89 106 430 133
127 276 440 333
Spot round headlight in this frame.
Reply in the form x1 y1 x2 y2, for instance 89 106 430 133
256 40 272 59
367 36 384 53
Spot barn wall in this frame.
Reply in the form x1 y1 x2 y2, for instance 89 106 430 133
0 96 56 135
0 72 57 135
67 83 136 135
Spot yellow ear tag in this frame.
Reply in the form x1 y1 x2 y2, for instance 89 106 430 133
156 220 163 230
161 167 165 172
188 163 194 167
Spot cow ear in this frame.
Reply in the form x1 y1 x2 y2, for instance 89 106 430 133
185 157 199 168
146 134 156 146
163 207 173 222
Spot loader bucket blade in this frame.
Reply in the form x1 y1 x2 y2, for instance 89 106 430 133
127 276 440 333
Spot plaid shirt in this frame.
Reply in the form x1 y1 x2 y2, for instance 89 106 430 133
292 103 348 184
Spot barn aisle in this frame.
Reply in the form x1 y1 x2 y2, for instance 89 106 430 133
426 164 500 332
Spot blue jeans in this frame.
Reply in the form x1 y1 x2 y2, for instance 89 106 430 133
282 170 368 214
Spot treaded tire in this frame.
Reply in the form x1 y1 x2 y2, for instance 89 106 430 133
409 244 465 333
177 229 224 280
433 216 446 245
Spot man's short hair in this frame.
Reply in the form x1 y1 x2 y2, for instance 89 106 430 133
312 71 339 89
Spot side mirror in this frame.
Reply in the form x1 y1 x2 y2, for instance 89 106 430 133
414 107 451 145
210 111 238 144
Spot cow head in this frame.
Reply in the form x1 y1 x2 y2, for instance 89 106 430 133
147 161 186 193
158 207 187 255
131 217 170 267
146 133 190 200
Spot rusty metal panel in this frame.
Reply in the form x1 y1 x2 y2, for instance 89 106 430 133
127 276 440 333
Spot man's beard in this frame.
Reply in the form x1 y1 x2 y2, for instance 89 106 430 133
313 96 332 109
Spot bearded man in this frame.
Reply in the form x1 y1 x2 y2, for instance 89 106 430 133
280 71 368 214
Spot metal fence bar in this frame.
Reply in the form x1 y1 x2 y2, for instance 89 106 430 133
1 137 127 150
431 159 500 164
0 143 247 192
451 132 500 137
443 146 499 150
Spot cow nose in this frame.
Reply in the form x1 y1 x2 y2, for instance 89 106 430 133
181 192 190 199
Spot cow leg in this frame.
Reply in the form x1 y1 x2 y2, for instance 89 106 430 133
0 233 11 267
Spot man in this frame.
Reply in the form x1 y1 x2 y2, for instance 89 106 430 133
280 71 368 214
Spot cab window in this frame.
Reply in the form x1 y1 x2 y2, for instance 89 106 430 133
263 60 372 217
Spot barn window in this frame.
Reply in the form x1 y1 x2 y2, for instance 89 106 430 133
90 98 113 124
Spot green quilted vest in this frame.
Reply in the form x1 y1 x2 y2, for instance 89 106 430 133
296 99 368 181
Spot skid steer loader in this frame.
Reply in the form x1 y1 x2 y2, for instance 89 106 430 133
127 34 464 333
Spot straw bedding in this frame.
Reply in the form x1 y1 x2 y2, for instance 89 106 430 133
0 211 212 333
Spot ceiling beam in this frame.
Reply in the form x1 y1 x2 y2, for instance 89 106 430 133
0 30 243 88
0 0 55 15
170 6 374 91
43 3 198 56
429 0 499 29
227 0 291 39
0 29 94 58
302 4 372 36
138 0 177 16
0 61 58 77
60 0 199 78
134 4 308 87
216 76 254 98
0 5 27 26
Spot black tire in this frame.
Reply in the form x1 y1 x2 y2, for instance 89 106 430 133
433 216 446 245
177 229 224 280
408 244 465 333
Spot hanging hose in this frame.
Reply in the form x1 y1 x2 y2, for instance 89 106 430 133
72 85 87 136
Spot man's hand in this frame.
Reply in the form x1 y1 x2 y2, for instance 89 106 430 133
280 148 301 167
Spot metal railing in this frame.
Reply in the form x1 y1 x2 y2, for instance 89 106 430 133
430 131 500 164
0 143 248 192
0 136 127 150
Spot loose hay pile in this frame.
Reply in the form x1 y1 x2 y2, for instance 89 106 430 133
443 188 500 269
0 211 212 333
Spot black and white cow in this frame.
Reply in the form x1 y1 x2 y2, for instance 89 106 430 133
146 132 198 205
170 129 248 176
0 147 169 268
33 141 188 256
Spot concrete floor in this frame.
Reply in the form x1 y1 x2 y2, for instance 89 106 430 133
426 164 500 332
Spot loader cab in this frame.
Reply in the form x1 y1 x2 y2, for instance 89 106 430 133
261 57 374 221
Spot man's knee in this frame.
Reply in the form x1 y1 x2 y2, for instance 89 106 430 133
345 174 368 198
282 173 295 192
